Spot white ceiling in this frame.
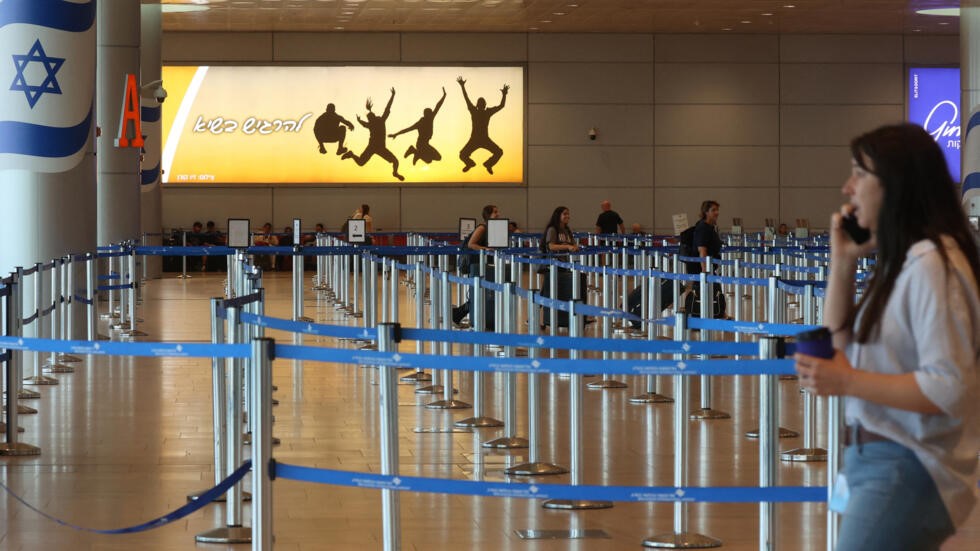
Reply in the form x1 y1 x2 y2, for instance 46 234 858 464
156 0 964 35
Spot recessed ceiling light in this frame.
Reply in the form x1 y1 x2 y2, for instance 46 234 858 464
938 21 951 26
783 4 795 8
334 26 345 30
761 13 773 17
741 20 751 24
916 8 960 17
912 28 922 32
553 12 566 16
540 19 552 23
722 27 732 31
161 4 210 12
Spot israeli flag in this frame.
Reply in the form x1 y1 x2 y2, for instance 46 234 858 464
964 106 980 214
0 0 95 173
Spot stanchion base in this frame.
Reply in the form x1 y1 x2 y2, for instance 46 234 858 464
271 398 280 406
97 334 110 341
111 321 131 331
295 316 314 322
187 490 252 503
120 329 149 338
415 385 456 395
357 343 377 351
351 312 364 319
425 399 471 410
481 436 529 449
18 389 41 399
586 379 629 389
629 392 674 404
23 375 59 386
17 404 37 415
745 426 799 439
99 312 120 320
779 374 798 381
400 371 432 383
642 532 722 548
780 447 828 462
194 525 251 544
454 416 504 428
56 354 82 363
0 442 41 456
542 499 613 510
504 462 568 476
43 362 74 374
0 423 26 433
689 408 730 420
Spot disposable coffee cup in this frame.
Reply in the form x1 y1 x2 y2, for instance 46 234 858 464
794 327 834 359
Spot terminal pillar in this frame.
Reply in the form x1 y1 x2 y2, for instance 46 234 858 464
963 2 980 215
141 3 163 278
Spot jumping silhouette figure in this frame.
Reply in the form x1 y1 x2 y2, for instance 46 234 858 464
388 87 446 166
313 103 354 155
341 87 405 182
457 76 508 175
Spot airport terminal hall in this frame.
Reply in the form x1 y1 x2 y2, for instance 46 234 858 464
3 1 980 550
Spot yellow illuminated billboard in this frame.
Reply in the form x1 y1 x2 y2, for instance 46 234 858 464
161 66 524 185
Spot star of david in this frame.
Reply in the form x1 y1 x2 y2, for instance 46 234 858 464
10 39 65 109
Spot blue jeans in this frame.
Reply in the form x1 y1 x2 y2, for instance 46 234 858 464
836 441 954 551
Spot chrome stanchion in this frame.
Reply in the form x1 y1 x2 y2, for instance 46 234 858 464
426 271 469 409
43 259 73 373
377 322 403 550
196 303 251 544
543 300 611 510
630 271 673 404
643 313 721 548
121 249 147 337
177 230 191 279
85 253 99 341
505 295 567 475
456 275 504 428
781 279 827 462
388 259 400 324
826 395 843 550
57 255 81 362
588 266 627 389
111 252 130 331
482 282 527 448
0 271 41 456
758 337 782 551
292 244 312 322
415 264 443 395
746 276 798 438
689 270 729 420
250 337 274 551
400 263 430 383
350 251 362 318
24 264 57 386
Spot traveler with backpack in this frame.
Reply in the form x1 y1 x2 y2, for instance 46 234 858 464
452 204 499 326
678 200 726 317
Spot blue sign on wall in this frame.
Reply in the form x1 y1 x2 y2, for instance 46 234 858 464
909 67 961 182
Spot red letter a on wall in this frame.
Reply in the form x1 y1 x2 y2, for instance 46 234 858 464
116 74 144 148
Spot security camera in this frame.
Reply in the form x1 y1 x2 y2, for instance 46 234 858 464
139 79 168 104
588 127 597 141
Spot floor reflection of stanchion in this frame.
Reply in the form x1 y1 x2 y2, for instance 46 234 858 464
482 282 527 449
543 300 612 510
377 323 403 550
455 275 503 428
0 271 41 457
505 295 566 475
643 313 721 548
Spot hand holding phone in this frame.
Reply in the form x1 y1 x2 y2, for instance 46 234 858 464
841 213 871 244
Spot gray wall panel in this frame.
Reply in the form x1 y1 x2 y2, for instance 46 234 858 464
655 63 778 104
655 105 778 145
904 35 959 65
654 35 778 63
780 188 847 230
402 33 527 62
528 188 653 233
781 147 850 188
781 64 903 104
400 187 527 232
162 187 273 230
163 32 273 62
530 63 653 104
654 187 778 234
780 35 903 63
274 32 400 62
656 147 778 188
529 104 654 146
781 105 904 145
529 146 653 188
530 33 653 63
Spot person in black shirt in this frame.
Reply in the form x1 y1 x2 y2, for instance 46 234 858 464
594 200 624 235
692 200 722 273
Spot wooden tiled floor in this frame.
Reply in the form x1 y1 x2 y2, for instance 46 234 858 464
1 271 978 550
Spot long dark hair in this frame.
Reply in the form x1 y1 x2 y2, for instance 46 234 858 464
540 206 571 253
848 123 980 342
481 204 497 222
699 200 719 221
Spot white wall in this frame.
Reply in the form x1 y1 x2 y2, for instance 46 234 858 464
161 31 958 234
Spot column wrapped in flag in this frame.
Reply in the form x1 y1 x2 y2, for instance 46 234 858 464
0 0 95 173
964 106 980 213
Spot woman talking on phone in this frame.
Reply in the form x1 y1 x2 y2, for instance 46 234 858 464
794 123 980 550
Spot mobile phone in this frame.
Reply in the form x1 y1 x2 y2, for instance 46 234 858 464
841 214 871 244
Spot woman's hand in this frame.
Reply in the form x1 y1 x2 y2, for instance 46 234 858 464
794 350 855 396
829 207 876 262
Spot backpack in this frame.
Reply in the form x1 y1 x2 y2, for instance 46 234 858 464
678 224 699 261
457 224 483 274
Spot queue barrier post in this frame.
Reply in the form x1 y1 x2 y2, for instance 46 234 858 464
377 322 403 551
481 281 526 448
24 263 57 386
690 270 729 420
781 278 828 462
251 337 275 551
746 276 798 439
425 271 469 410
42 258 72 374
758 336 783 551
588 266 627 389
0 270 41 457
643 312 721 548
400 262 430 383
630 269 673 404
